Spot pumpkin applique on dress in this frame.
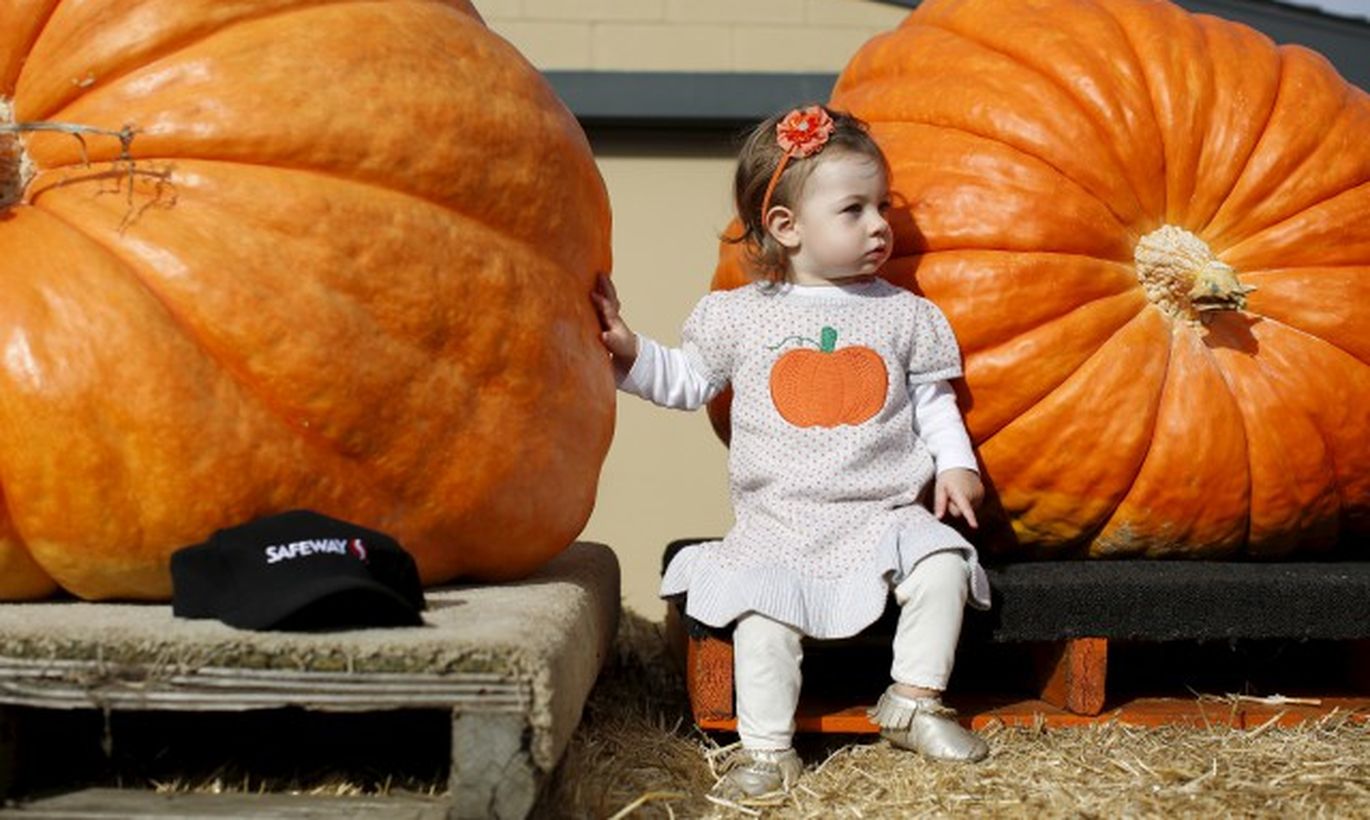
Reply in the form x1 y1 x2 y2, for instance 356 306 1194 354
768 326 888 428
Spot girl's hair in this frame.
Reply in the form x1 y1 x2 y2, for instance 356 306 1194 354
727 105 888 283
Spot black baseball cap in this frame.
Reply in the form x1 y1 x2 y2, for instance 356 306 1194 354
171 510 426 631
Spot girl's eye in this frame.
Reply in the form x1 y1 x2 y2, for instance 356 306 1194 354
842 204 862 215
878 200 892 213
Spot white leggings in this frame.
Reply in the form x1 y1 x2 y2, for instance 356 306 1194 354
733 551 970 750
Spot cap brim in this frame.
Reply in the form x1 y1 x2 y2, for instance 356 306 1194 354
219 574 425 631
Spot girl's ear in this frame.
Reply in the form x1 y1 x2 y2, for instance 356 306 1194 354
765 206 801 249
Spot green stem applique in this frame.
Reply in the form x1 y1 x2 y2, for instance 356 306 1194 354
767 326 839 352
818 326 837 352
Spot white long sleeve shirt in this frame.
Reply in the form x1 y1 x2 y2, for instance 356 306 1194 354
618 333 978 475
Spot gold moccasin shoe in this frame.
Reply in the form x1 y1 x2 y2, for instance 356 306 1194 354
867 686 989 762
711 747 803 800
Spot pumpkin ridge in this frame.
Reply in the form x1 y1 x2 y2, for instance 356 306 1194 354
1094 0 1232 229
1237 269 1370 366
1185 21 1284 236
18 0 417 122
1208 79 1359 251
1090 0 1194 226
1239 309 1370 372
26 159 519 387
1199 50 1360 247
879 122 1136 245
1220 181 1370 273
974 294 1156 449
29 202 399 480
1194 324 1259 554
1093 328 1250 558
967 290 1148 443
892 253 1139 354
1206 321 1342 555
891 247 1139 270
1087 0 1161 144
1245 337 1349 531
910 16 1153 224
32 157 595 289
1242 263 1370 275
0 227 153 575
0 498 58 598
1 0 60 95
1246 319 1370 530
1219 178 1370 261
1082 325 1177 555
978 308 1172 555
857 110 1139 238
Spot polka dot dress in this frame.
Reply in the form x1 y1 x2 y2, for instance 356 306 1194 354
661 279 991 639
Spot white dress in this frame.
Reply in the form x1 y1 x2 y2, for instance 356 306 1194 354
624 279 991 639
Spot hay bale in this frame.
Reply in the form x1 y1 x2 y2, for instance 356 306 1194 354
545 610 1370 818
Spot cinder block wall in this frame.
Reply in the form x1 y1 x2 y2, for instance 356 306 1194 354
479 0 903 71
474 1 908 619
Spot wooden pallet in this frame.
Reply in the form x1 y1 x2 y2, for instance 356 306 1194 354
662 541 1370 731
0 789 451 819
666 607 1370 730
0 542 621 820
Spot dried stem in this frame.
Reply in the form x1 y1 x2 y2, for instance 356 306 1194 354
0 120 175 230
0 120 137 167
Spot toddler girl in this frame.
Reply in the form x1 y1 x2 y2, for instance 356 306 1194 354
593 105 992 799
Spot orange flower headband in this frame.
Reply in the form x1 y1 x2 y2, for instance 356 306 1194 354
760 106 836 224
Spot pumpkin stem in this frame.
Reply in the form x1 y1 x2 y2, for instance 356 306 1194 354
0 99 36 211
819 326 838 353
1134 225 1255 326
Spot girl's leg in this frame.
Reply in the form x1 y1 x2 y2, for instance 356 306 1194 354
869 551 988 762
717 612 804 797
890 550 968 693
733 611 803 750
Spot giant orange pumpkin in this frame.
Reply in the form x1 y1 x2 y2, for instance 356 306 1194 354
0 0 614 600
714 0 1369 559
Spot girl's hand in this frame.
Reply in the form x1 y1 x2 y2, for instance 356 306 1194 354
591 274 638 364
934 468 983 529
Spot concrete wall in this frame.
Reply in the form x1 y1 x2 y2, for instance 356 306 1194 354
477 0 904 72
474 1 908 618
580 135 738 621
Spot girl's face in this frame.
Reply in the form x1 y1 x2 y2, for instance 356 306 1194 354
781 151 892 286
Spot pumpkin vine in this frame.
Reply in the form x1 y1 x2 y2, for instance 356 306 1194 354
766 326 841 352
0 120 175 230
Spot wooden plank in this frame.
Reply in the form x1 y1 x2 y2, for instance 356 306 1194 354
0 690 527 712
0 788 449 818
0 660 514 685
1034 638 1108 716
451 710 540 820
685 702 882 734
966 695 1370 730
0 656 530 713
685 635 734 723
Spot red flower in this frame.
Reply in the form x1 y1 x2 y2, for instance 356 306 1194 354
776 106 835 158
